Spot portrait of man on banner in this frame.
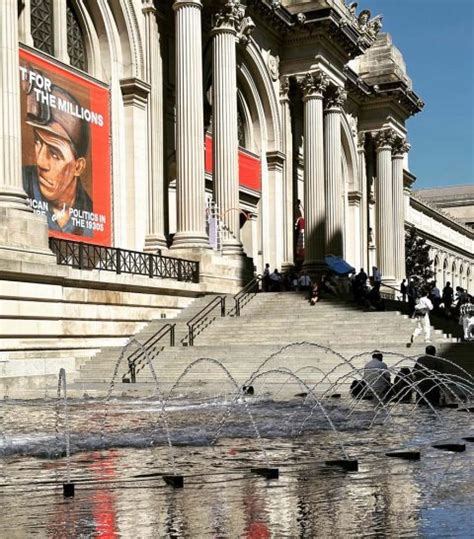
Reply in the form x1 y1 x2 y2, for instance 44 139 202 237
19 47 111 246
22 76 93 237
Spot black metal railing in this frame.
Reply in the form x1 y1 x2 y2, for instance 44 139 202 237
380 282 402 301
49 238 199 283
122 323 176 383
186 296 226 346
231 275 262 316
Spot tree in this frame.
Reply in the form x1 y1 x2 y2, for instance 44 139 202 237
405 227 434 287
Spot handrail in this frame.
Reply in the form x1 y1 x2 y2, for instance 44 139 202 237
122 323 176 383
186 296 226 346
49 237 199 283
232 275 262 316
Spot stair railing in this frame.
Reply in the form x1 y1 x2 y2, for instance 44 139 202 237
186 296 226 346
122 323 176 383
379 282 402 301
231 275 262 317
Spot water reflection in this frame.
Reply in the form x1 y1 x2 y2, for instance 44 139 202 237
0 398 472 537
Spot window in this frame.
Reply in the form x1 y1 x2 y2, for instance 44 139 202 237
66 1 87 71
31 0 54 55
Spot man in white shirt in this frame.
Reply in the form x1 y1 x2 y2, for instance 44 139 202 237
363 352 391 398
409 289 434 345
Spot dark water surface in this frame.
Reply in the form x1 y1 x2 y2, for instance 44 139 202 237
1 397 473 538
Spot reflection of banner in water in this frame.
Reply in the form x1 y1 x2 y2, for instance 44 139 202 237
19 46 111 246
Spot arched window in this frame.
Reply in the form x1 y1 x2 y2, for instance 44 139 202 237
66 1 87 71
31 0 53 55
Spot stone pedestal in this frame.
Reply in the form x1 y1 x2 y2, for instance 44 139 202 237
298 71 328 274
171 0 209 250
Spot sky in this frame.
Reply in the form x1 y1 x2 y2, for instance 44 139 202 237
359 0 474 189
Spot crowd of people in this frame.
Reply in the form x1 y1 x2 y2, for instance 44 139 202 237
403 278 474 343
351 347 450 406
261 263 474 342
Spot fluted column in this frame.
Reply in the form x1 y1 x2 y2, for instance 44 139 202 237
357 132 368 271
298 71 329 273
280 76 294 270
374 129 396 281
172 0 208 249
211 0 243 255
0 0 30 211
392 138 410 282
324 86 347 257
143 1 167 251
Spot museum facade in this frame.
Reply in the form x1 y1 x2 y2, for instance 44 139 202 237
0 0 473 291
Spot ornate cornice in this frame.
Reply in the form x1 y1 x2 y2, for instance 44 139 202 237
372 128 396 150
297 71 329 100
325 86 347 110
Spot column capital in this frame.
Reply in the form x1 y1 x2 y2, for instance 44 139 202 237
211 0 244 34
297 70 329 100
142 0 157 14
173 0 202 12
392 137 411 157
325 86 347 111
357 131 366 150
373 128 396 151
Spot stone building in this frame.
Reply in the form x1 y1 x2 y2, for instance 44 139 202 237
0 0 472 386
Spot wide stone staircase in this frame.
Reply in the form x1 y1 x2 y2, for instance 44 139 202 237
75 292 473 398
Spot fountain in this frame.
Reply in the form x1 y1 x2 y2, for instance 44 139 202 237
1 340 472 536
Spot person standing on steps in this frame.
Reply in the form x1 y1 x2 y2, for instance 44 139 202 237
400 278 407 302
408 288 434 346
442 281 454 316
407 279 417 316
262 263 270 292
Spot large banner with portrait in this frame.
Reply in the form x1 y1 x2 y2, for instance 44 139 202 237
19 47 111 246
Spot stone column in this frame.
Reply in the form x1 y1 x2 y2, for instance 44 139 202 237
324 86 347 257
374 129 396 282
52 0 70 64
280 76 294 271
142 1 167 251
0 0 49 254
211 0 243 255
392 137 410 282
0 0 30 212
357 132 368 271
298 71 329 273
172 0 208 249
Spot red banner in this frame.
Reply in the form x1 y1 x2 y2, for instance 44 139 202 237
205 134 261 192
19 48 111 246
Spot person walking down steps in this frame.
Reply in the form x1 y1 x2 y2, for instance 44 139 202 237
408 288 434 346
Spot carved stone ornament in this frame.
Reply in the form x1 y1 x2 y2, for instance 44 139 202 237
357 9 383 40
357 131 366 148
393 137 411 157
297 71 329 99
325 86 348 109
279 75 290 97
268 54 280 82
296 12 306 25
373 129 396 150
270 0 281 10
213 0 245 32
238 16 255 45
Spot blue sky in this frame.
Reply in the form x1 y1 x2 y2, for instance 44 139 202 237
359 0 473 189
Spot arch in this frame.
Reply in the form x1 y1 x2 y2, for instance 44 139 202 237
237 41 281 152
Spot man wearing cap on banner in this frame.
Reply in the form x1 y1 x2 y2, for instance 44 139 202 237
22 75 92 237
